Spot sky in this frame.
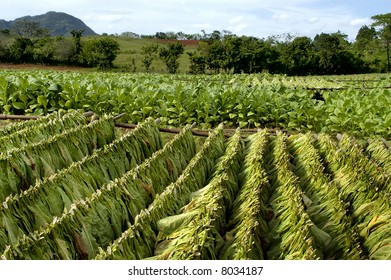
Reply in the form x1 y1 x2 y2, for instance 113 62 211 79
0 0 389 40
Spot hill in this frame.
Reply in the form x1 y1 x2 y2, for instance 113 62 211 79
0 11 97 36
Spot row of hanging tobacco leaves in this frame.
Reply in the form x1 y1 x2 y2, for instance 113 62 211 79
1 111 391 259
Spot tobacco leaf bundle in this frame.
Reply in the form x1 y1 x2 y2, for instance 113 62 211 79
0 118 162 252
0 111 61 138
0 111 87 155
288 133 363 259
316 133 391 259
220 129 269 260
265 133 321 260
148 130 244 260
1 125 194 259
0 115 115 202
95 125 226 260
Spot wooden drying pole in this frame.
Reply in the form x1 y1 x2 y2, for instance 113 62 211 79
114 121 213 137
114 121 293 137
2 113 389 143
112 112 294 137
381 138 391 149
0 111 95 121
0 114 40 120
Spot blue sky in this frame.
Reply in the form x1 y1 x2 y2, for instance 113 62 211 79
0 0 389 40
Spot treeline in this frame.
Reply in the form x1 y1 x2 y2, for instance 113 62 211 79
136 28 388 75
0 21 119 69
1 13 391 75
131 13 391 75
185 31 372 75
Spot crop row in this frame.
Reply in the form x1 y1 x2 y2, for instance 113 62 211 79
0 71 390 138
0 113 391 259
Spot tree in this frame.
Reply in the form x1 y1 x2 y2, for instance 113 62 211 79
7 37 34 63
53 37 76 64
120 32 140 39
187 49 207 74
0 29 10 36
204 39 226 73
353 26 381 72
68 30 84 65
223 35 242 73
155 32 167 39
372 13 391 71
313 33 346 74
0 29 12 62
159 42 184 73
313 32 367 75
141 43 159 72
355 25 377 50
6 20 49 64
281 36 315 75
32 37 55 64
80 36 120 69
230 36 277 73
71 30 83 52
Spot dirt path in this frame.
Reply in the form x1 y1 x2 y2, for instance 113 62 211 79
0 63 87 71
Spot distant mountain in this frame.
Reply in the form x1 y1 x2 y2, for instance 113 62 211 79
0 11 97 36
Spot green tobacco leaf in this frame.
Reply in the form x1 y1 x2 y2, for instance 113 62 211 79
370 243 391 260
157 211 197 235
54 237 71 260
12 101 25 110
81 224 99 259
329 116 340 124
37 96 47 106
48 83 59 91
2 213 21 246
311 224 332 247
19 93 28 103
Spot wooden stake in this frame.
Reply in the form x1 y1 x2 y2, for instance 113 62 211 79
0 114 39 120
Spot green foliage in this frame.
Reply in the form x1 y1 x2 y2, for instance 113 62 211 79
32 37 56 64
70 30 83 60
159 42 184 74
79 37 120 70
0 25 390 74
312 33 365 74
187 49 207 74
141 43 159 72
7 37 34 63
53 37 76 64
1 71 390 139
371 13 391 71
280 36 316 76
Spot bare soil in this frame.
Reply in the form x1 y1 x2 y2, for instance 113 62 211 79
0 63 87 71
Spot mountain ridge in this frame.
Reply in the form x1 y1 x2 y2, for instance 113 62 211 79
0 11 97 36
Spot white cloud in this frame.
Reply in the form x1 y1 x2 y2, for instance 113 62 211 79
272 13 289 20
350 18 371 26
191 23 212 29
309 17 319 23
229 23 249 33
230 16 244 24
84 14 128 23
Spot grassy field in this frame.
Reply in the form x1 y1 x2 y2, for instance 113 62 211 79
113 37 199 73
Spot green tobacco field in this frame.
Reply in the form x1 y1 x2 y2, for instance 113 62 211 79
0 70 390 260
1 70 390 137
